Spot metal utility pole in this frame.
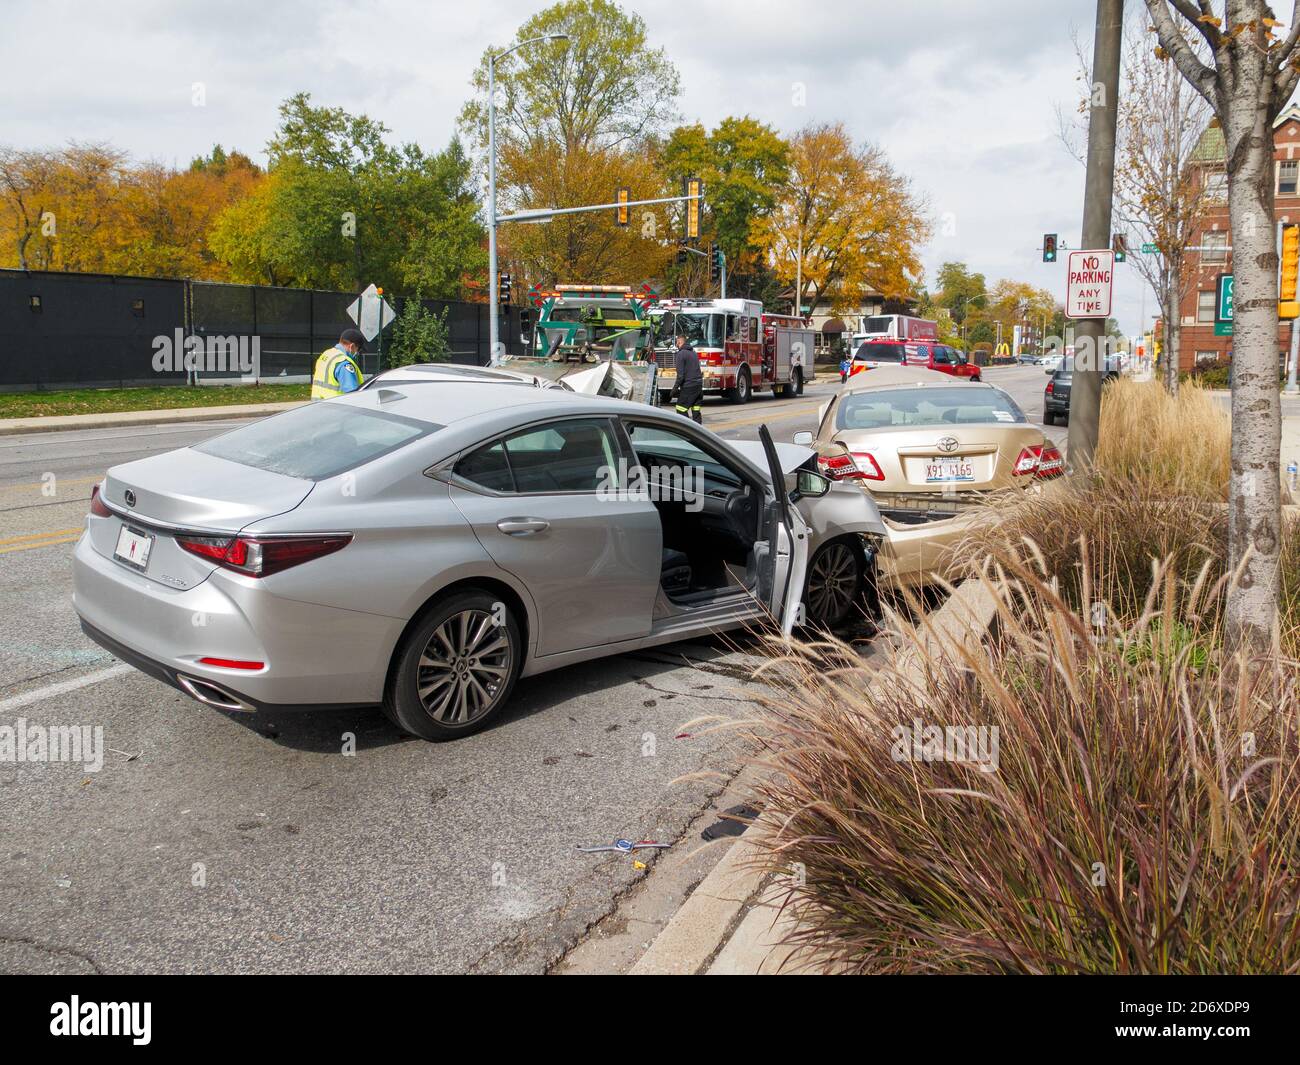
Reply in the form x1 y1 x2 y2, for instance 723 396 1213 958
1067 0 1122 473
487 34 568 366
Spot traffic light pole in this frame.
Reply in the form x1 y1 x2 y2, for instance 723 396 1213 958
1067 0 1123 476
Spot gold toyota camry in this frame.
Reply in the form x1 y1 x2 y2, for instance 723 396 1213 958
794 367 1063 588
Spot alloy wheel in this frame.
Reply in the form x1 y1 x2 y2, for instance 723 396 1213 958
416 608 514 725
806 542 860 626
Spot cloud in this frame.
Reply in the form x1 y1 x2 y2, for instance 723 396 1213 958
2 0 1149 331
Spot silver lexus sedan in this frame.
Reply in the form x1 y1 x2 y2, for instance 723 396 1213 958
73 383 884 741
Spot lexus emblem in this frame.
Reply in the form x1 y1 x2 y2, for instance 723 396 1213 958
936 437 959 454
124 489 136 508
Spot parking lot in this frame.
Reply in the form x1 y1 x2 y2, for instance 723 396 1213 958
0 366 1050 974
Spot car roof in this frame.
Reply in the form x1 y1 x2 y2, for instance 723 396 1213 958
365 363 547 386
841 366 956 391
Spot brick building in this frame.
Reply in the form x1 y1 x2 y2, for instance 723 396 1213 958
1167 104 1300 371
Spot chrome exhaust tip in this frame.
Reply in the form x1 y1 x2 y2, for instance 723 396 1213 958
177 674 255 713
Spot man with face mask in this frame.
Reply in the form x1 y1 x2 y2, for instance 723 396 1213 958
311 329 366 400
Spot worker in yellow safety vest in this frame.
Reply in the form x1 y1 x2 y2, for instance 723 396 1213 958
311 329 366 400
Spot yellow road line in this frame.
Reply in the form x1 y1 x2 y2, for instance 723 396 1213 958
0 534 81 555
0 527 82 546
706 399 824 432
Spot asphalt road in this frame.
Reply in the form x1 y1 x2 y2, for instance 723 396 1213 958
0 366 1058 974
0 375 853 975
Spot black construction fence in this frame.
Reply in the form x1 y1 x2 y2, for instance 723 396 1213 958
0 269 526 392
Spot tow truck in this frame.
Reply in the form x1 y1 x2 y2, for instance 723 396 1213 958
648 298 813 405
500 284 658 403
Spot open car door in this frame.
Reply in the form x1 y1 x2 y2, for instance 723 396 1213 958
757 424 810 635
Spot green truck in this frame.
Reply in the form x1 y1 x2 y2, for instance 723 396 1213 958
501 284 659 404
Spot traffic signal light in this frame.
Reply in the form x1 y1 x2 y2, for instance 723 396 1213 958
1112 233 1127 262
708 242 720 284
674 247 688 268
498 272 512 307
1043 234 1057 263
684 177 702 242
615 186 630 227
1281 223 1299 319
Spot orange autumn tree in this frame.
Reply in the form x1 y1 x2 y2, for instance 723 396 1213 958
756 122 928 315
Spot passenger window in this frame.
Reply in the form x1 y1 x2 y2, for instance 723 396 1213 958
749 317 758 342
727 314 739 341
505 418 620 494
933 347 951 364
455 440 513 493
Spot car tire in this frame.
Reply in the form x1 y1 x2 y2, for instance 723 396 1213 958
803 538 864 629
732 367 752 404
792 368 804 396
383 590 523 741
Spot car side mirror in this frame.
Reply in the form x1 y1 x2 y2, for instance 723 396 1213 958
794 470 831 498
792 430 814 446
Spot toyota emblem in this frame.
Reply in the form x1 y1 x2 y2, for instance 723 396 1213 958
937 437 959 454
124 489 136 508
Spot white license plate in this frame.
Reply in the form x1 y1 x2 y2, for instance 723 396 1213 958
924 457 975 483
114 526 154 570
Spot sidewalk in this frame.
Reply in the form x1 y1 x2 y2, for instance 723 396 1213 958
604 580 1003 976
0 401 303 436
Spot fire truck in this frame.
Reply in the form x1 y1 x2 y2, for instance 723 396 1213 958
648 298 814 405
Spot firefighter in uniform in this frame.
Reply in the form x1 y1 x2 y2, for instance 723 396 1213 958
670 334 703 424
311 328 366 400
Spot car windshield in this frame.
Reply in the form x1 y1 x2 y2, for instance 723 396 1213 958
194 402 438 480
855 343 905 363
836 386 1027 430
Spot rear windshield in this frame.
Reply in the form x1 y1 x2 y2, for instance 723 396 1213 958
854 343 905 363
836 387 1027 430
194 402 438 480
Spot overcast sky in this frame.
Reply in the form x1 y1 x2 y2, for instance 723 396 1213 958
4 0 1160 334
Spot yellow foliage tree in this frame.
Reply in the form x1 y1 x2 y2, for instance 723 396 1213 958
756 123 928 315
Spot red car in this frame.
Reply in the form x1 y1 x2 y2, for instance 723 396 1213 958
909 342 982 381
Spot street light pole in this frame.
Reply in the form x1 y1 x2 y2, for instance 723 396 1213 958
487 33 568 366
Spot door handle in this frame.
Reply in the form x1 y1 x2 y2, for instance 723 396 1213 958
496 518 550 535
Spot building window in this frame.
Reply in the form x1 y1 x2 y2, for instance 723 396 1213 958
1197 291 1217 323
1196 350 1219 364
1280 160 1298 196
1202 231 1228 263
1203 171 1228 202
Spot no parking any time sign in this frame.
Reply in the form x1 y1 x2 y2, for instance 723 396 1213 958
1065 250 1114 319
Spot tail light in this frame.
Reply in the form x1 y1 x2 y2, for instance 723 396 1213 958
818 453 865 480
1045 380 1054 394
817 451 884 481
198 657 264 670
176 534 352 577
1013 444 1066 480
1035 445 1065 479
849 452 886 480
89 483 111 518
1013 445 1044 475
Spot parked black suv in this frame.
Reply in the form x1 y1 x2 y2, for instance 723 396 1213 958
1044 358 1120 425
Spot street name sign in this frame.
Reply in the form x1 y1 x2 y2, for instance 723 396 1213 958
1065 250 1114 319
1216 273 1234 322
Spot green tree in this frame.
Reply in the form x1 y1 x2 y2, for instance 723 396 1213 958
210 94 484 297
388 299 451 367
460 0 680 157
661 117 789 300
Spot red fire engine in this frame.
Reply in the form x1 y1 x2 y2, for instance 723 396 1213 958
648 298 814 404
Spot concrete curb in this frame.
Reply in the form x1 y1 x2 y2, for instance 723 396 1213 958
628 578 1003 975
0 402 304 436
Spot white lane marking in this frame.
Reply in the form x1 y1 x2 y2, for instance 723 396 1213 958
0 663 135 713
